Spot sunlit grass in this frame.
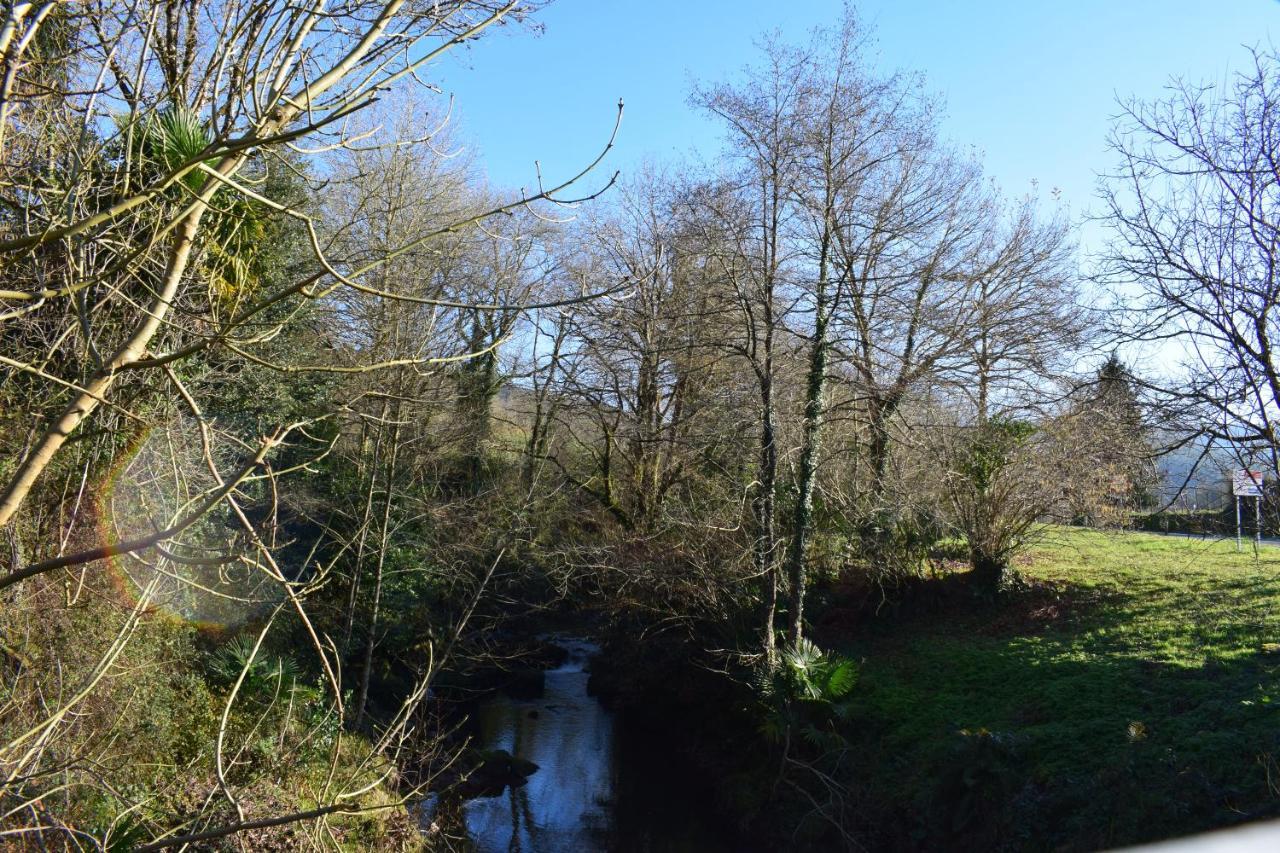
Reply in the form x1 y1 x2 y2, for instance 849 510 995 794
831 527 1280 847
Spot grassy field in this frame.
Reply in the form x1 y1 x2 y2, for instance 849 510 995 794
823 528 1280 850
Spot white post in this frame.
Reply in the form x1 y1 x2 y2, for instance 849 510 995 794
1236 495 1242 552
1257 494 1263 546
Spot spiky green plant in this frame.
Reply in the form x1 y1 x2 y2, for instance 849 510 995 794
758 638 858 747
138 106 282 306
210 634 300 693
146 107 213 191
781 637 858 703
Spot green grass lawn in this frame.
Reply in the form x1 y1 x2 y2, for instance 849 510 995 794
826 527 1280 850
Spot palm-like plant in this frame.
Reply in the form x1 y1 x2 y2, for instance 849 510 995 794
210 634 301 693
145 107 213 190
781 638 858 703
758 638 858 748
142 107 274 308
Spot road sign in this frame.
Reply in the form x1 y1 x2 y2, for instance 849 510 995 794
1233 469 1264 497
1233 470 1266 551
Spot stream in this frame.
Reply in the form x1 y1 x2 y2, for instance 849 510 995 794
426 638 733 852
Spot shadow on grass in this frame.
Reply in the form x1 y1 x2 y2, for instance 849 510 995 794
807 557 1280 851
811 562 1112 645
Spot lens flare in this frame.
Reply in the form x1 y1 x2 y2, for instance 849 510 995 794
98 417 282 630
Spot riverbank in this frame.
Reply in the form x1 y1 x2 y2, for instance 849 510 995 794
418 526 1280 852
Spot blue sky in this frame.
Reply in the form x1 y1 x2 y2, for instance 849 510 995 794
433 0 1275 236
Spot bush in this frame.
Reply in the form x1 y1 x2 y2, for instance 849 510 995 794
1132 508 1230 536
851 506 948 587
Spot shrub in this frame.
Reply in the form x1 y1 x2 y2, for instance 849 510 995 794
758 638 858 750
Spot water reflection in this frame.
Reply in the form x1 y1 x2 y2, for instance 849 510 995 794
430 638 736 852
462 639 613 852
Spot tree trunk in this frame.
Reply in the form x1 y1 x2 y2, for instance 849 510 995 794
969 550 1006 594
355 414 401 727
786 252 832 648
757 357 780 667
866 397 898 504
0 206 206 527
460 314 499 494
522 314 567 492
343 401 388 653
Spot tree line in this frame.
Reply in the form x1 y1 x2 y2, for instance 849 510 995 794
0 1 1274 848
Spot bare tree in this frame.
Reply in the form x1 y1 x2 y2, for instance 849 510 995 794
554 174 727 531
1 1 515 527
828 129 989 510
782 14 947 644
0 2 626 847
964 196 1083 424
1101 47 1280 489
693 46 809 664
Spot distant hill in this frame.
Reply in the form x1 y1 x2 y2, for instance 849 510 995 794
1155 438 1247 510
